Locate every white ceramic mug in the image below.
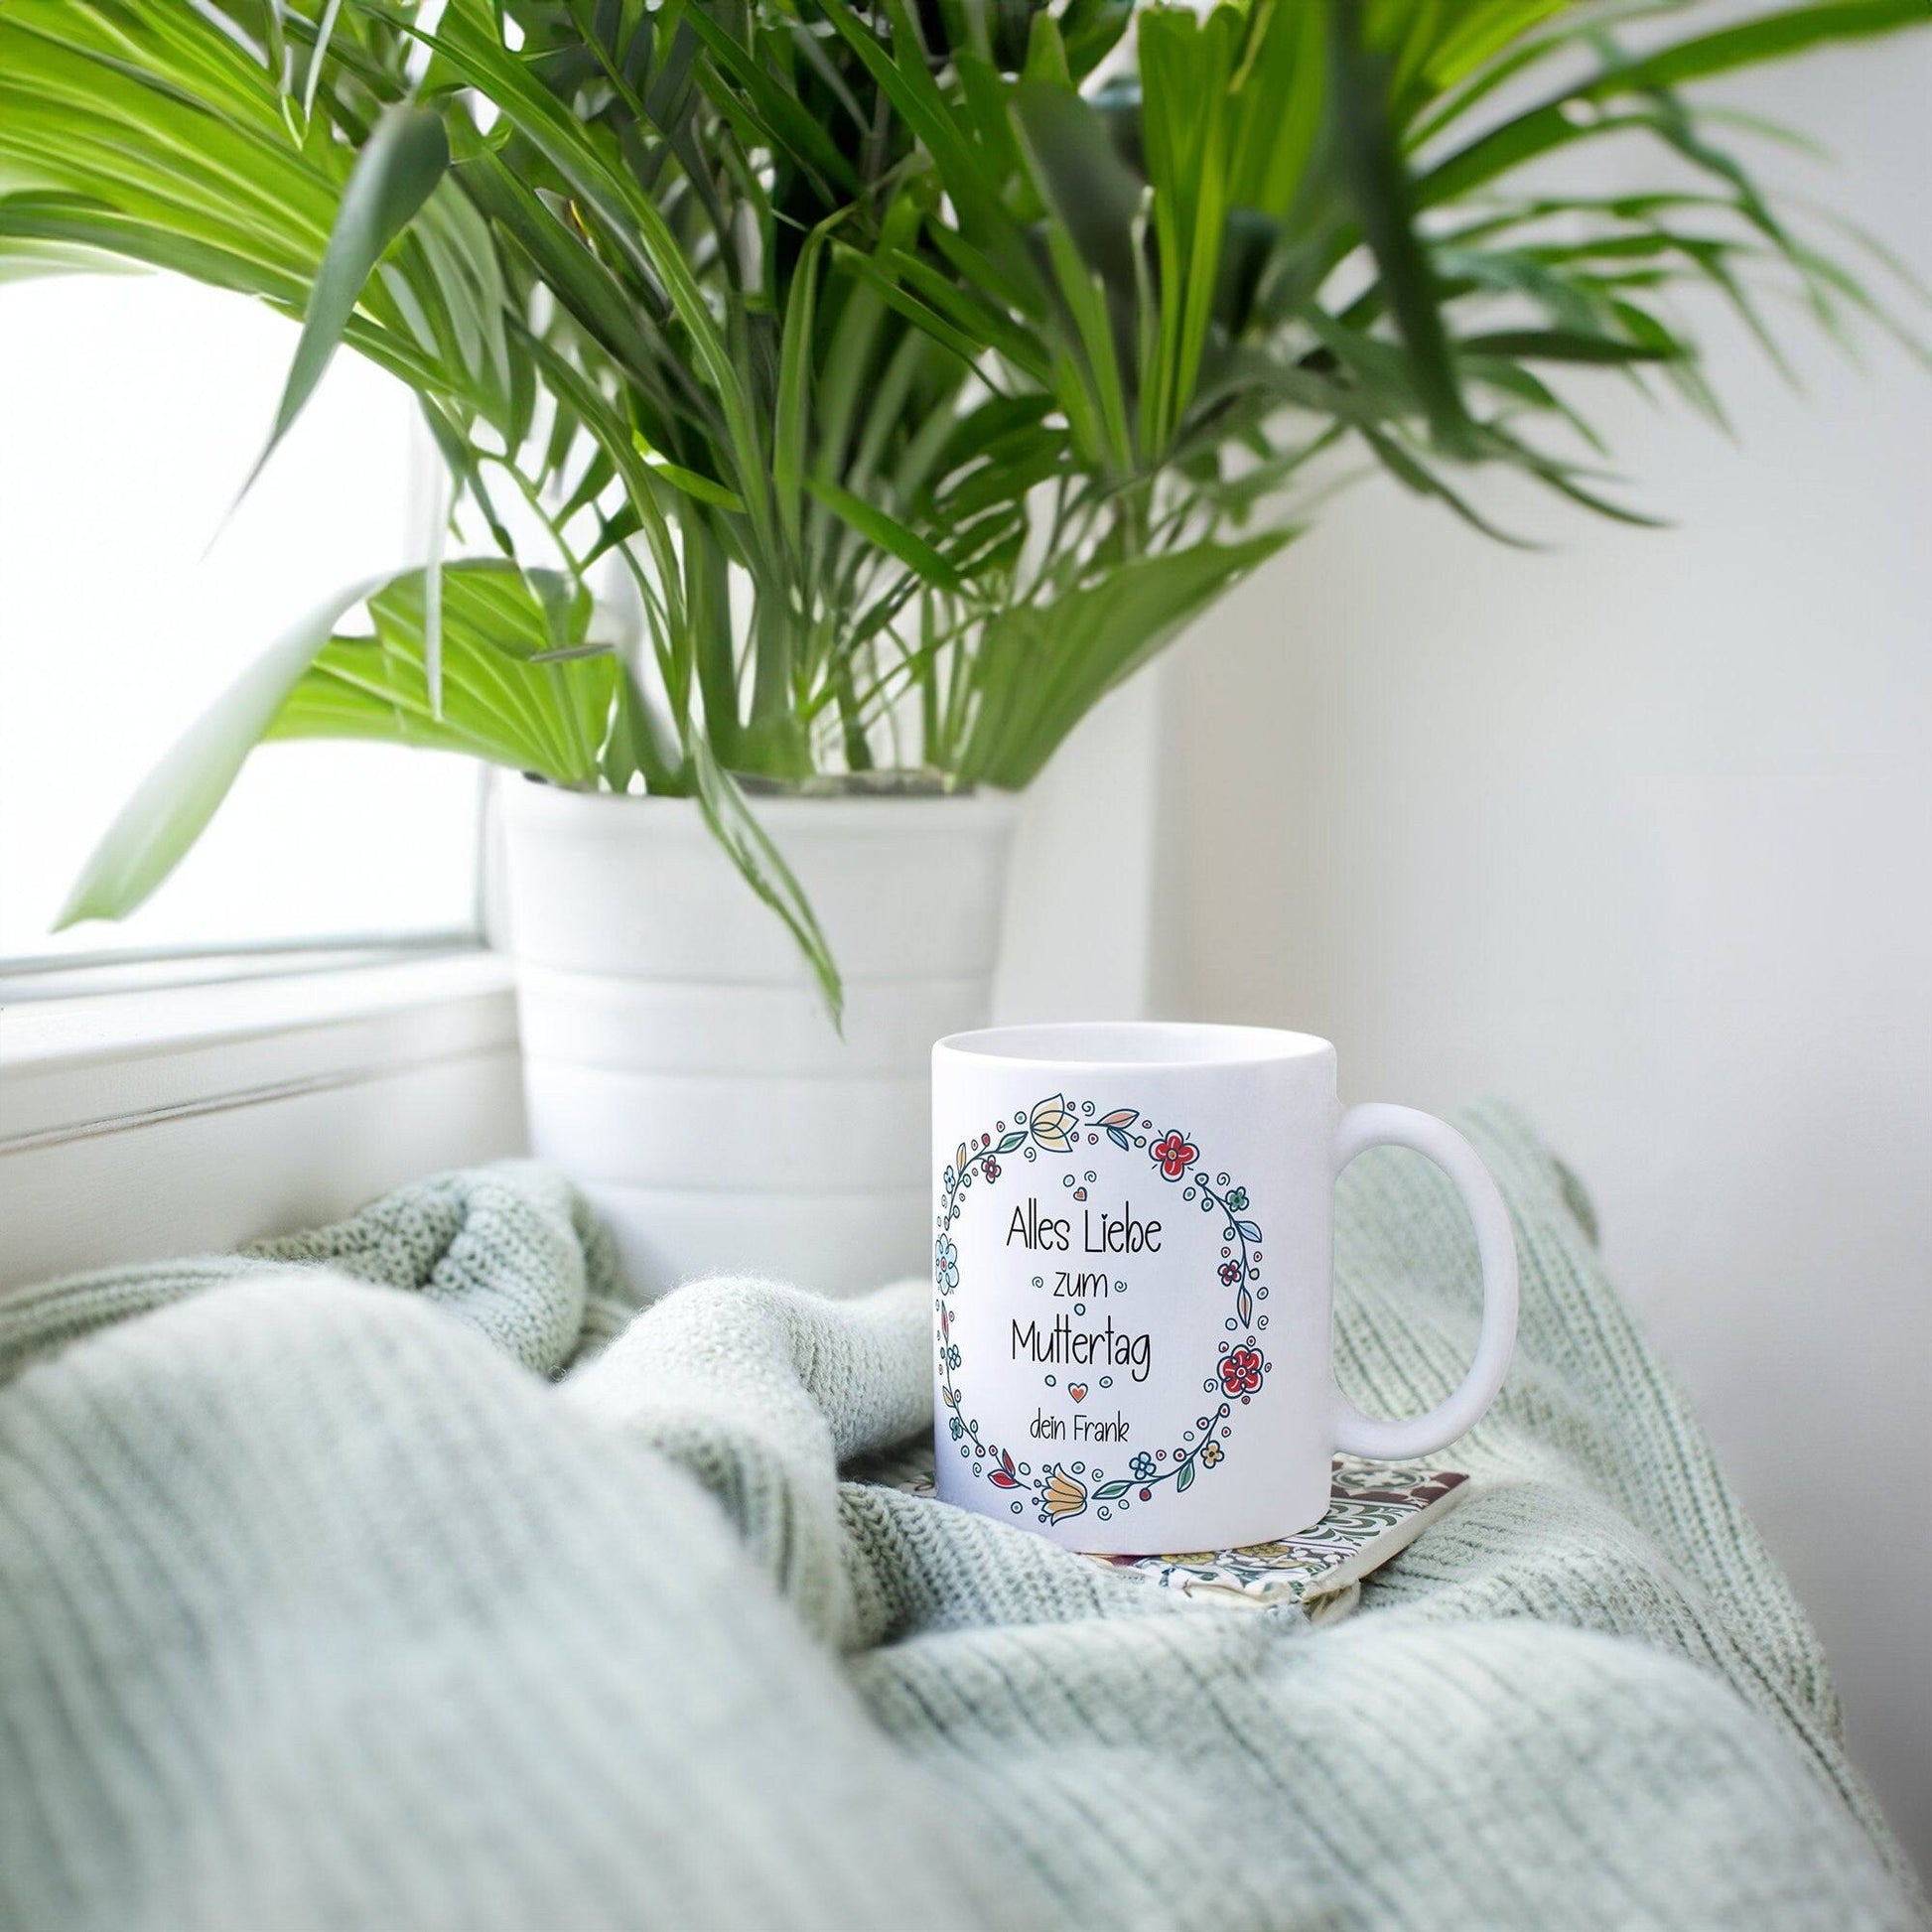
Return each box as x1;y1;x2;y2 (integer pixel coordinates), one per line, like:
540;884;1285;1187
930;1023;1518;1553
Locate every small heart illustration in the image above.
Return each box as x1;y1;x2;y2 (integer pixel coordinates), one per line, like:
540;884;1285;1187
1069;1384;1088;1403
1073;1187;1087;1201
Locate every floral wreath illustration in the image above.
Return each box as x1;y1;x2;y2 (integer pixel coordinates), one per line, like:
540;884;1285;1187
935;1093;1271;1529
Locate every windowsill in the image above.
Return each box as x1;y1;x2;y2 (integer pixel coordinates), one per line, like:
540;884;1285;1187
2;948;515;1148
0;949;528;1290
0;932;483;1005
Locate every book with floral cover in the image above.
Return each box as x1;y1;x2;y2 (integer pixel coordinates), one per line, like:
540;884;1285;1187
858;1448;1467;1618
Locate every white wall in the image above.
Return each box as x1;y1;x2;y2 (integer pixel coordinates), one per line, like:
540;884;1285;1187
1152;39;1932;1875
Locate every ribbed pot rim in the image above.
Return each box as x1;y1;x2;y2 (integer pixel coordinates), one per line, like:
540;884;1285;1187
500;772;1024;834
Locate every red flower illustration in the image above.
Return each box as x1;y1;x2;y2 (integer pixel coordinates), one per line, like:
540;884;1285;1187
1218;1345;1264;1397
1150;1130;1198;1180
1218;1260;1242;1285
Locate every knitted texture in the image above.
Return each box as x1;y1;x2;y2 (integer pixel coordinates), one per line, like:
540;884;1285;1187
0;1106;1919;1931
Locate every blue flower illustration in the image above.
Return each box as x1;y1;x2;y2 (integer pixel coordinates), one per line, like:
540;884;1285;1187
934;1235;959;1290
949;1416;965;1440
943;1344;962;1372
1224;1186;1249;1212
1130;1451;1157;1481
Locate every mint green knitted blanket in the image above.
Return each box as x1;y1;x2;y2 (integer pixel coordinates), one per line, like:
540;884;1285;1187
0;1107;1918;1931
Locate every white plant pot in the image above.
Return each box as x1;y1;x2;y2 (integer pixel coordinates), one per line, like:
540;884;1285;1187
498;776;1020;1300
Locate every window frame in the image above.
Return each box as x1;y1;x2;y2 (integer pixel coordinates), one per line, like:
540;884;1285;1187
0;267;483;982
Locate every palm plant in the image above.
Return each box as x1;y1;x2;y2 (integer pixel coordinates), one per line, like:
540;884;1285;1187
1;0;1923;1010
3;0;1070;997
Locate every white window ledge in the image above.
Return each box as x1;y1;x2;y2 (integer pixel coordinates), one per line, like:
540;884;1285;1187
0;951;527;1291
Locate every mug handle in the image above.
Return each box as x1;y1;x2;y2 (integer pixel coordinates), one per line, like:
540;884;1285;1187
1329;1104;1519;1460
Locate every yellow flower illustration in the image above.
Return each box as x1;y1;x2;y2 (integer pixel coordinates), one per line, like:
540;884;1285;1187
1028;1094;1077;1153
1041;1466;1088;1521
1200;1442;1223;1467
